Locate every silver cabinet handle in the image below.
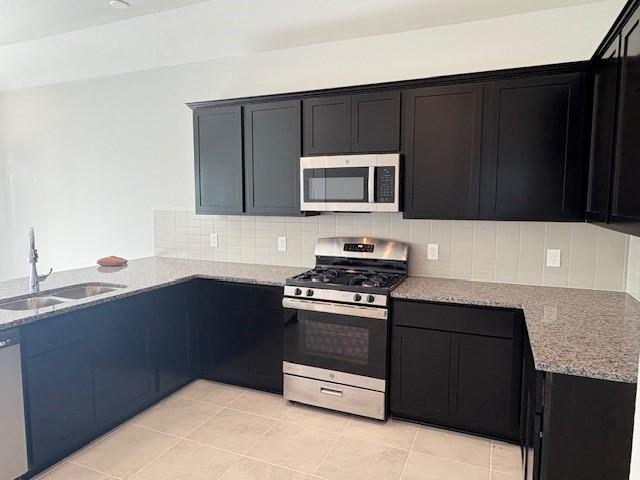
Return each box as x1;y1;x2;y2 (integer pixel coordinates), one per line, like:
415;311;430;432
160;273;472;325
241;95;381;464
321;387;343;397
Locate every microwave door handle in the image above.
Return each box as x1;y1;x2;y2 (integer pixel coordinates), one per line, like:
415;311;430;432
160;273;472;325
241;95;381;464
368;166;375;203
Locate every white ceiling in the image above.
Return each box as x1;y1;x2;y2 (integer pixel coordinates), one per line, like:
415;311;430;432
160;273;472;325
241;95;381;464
0;0;212;46
0;0;621;91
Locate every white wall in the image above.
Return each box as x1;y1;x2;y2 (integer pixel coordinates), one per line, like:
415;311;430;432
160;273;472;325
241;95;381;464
0;1;625;282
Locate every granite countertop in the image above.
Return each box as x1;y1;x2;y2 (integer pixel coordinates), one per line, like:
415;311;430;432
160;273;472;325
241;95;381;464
392;277;640;383
1;257;639;384
0;257;304;331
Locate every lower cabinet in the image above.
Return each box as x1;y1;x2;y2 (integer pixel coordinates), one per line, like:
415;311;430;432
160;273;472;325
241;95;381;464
92;297;155;427
390;299;523;441
24;336;96;469
196;280;284;393
22;283;196;475
522;337;636;480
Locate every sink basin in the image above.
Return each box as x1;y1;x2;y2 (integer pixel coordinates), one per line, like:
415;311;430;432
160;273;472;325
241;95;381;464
0;283;127;311
52;283;126;300
0;297;65;311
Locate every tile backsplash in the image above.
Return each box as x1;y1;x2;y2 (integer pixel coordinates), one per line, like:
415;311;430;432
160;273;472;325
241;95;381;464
154;211;630;291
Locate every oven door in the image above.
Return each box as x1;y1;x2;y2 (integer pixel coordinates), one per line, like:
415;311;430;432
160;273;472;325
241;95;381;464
282;298;388;380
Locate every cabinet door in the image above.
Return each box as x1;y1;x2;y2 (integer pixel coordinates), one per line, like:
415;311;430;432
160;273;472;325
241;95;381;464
390;326;452;422
244;306;284;393
402;84;483;219
454;333;521;440
481;73;589;220
587;37;622;223
202;303;249;384
611;9;640;233
153;285;194;396
194;105;244;214
93;299;154;426
25;339;96;469
351;91;400;153
244;100;302;215
302;96;351;155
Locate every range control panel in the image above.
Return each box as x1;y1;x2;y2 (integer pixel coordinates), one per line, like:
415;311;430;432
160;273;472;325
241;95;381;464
375;166;396;203
343;243;375;253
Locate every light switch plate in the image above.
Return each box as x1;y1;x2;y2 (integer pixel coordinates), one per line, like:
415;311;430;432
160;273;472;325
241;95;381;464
427;243;439;260
209;233;218;248
278;236;287;252
546;249;561;268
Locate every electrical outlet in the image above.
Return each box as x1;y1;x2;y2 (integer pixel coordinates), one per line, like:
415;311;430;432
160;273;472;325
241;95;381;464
277;236;287;252
427;243;439;260
209;233;218;248
546;249;561;268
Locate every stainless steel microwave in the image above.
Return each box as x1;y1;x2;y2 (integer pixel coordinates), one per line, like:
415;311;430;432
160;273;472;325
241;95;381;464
300;154;400;212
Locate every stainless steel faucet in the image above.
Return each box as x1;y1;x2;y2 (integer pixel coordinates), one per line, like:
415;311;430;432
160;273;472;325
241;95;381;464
28;228;52;293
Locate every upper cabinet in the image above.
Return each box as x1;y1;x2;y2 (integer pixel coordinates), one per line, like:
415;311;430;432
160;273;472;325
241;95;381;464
402;84;483;219
244;100;302;215
302;91;400;155
192;100;305;216
586;1;640;236
480;72;590;221
193;105;244;214
610;7;640;234
587;37;622;224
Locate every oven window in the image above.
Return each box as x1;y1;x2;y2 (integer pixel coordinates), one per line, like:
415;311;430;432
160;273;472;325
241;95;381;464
303;167;369;203
300;319;369;364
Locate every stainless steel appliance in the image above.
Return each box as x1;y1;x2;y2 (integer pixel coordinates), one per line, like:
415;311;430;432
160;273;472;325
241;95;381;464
0;329;29;480
282;237;408;420
300;154;400;212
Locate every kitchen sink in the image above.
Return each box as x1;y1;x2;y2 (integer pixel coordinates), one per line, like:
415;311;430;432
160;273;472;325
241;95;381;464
0;283;127;311
52;283;126;300
0;297;66;311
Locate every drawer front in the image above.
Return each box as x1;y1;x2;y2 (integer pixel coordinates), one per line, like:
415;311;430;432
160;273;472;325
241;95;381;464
393;300;517;338
284;374;385;420
23;309;100;357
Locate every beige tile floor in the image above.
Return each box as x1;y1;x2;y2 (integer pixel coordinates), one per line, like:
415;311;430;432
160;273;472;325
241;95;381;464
35;380;523;480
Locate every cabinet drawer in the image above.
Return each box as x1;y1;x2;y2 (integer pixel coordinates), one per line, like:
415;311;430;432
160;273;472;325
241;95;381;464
23;309;99;357
392;300;517;338
203;281;283;310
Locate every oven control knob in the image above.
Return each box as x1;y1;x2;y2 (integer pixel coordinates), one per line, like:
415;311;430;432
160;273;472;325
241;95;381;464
306;289;314;297
353;293;362;302
294;288;302;296
367;295;375;303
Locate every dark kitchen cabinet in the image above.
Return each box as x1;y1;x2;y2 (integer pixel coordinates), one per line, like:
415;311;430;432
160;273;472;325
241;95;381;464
390;300;522;441
521;333;636;480
244;100;302;215
402;84;483;219
152;283;195;396
245;306;284;391
92;297;154;427
197;281;284;393
391;327;452;420
302;91;400;155
351;91;400;152
23;332;96;469
193;105;244;214
587;36;622;224
22;286;196;476
610;6;640;234
302;96;351;155
480;72;590;220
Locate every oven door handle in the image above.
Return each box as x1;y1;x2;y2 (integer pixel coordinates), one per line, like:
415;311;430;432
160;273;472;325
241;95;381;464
282;298;388;320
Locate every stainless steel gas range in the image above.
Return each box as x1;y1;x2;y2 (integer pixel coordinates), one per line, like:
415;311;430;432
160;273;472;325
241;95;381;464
282;237;409;420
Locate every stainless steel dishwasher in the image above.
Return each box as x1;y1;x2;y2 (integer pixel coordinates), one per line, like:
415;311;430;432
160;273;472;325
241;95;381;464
0;329;28;480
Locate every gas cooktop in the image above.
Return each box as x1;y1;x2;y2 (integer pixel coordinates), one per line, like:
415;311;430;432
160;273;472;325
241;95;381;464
287;267;406;294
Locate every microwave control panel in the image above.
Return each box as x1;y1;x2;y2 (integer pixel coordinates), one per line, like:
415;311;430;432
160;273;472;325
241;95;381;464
375;167;396;203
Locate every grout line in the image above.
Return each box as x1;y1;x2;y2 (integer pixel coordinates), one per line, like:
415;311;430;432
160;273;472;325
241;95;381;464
398;425;419;479
311;430;341;477
66;461;122;479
